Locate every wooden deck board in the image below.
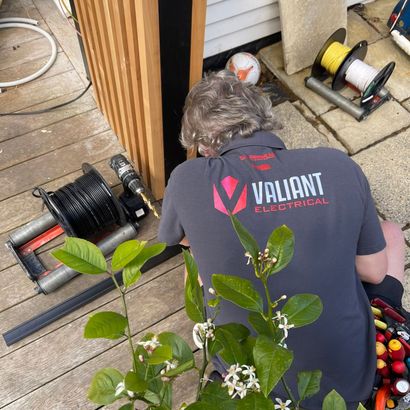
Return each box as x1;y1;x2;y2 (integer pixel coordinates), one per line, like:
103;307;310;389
0;131;123;200
33;0;89;84
0;89;96;142
0;51;73;89
0;265;185;406
4;309;196;410
0;252;183;358
0;19;49;51
0;36;62;71
0;69;83;112
0;1;184;408
0;109;109;171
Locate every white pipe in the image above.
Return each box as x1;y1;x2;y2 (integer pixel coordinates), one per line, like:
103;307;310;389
391;30;410;56
0;18;58;89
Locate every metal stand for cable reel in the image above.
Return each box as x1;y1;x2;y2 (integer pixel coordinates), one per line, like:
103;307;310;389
305;28;395;121
5;161;148;295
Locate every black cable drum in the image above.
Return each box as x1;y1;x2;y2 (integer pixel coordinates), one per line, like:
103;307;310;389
33;164;126;238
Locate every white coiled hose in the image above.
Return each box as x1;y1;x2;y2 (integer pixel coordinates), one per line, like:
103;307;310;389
0;18;57;89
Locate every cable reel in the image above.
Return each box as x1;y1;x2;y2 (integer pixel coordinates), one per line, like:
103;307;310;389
33;164;126;239
306;28;395;120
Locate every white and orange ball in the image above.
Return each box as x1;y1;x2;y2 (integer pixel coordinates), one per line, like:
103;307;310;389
225;52;261;85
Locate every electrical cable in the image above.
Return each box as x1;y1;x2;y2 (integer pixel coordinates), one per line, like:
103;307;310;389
345;59;379;93
0;18;58;89
33;164;126;239
0;82;92;116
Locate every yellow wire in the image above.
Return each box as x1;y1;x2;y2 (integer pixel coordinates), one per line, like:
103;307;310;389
321;42;351;75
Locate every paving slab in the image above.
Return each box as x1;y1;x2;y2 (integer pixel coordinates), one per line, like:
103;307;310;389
259;43;358;116
359;0;398;37
403;98;410;112
352;128;410;225
272;101;346;151
347;9;382;47
292;101;348;153
365;38;410;102
321;99;410;154
278;0;346;75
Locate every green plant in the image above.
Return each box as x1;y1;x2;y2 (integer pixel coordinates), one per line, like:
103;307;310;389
52;215;359;410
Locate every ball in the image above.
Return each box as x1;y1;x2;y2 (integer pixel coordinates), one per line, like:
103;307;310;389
225;52;261;85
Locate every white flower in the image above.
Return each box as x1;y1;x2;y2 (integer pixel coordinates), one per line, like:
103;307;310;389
232;381;248;399
165;359;179;372
274;398;292;410
241;365;256;378
278;322;295;340
222;364;261;399
246;377;260;391
244;252;253;265
115;381;135;398
273;311;294;342
192;319;215;349
137;335;161;354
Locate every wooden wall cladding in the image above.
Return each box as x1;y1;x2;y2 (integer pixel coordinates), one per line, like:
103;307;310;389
74;0;165;199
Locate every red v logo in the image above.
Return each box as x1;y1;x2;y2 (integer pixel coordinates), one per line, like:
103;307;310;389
213;176;247;215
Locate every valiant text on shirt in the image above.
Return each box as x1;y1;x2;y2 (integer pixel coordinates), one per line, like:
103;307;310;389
251;172;330;213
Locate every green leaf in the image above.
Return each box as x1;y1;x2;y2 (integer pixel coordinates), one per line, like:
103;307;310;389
185;403;215;410
215;328;247;365
242;335;257;365
163;359;195;377
357;404;367;410
253;336;293;397
266;225;294;276
282;294;323;328
147;345;173;365
237;392;274;409
208;298;220;308
158;332;195;367
118;404;133;410
199;381;236;410
111;240;146;271
248;312;275;338
52;237;106;274
124;370;148;393
184;250;205;322
218;323;250;342
212;274;263;313
122;264;142;289
121;242;166;289
297;370;322;401
230;213;260;260
87;367;123;405
84;311;127;340
322;390;347;410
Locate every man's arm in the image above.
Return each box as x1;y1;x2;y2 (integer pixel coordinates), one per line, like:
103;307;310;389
356;248;387;284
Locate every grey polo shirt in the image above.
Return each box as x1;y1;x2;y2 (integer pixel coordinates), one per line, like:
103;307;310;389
158;131;385;409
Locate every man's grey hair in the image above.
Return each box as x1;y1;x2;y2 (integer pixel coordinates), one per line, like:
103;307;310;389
180;70;281;154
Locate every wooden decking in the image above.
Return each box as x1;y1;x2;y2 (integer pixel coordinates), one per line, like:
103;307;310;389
0;1;191;408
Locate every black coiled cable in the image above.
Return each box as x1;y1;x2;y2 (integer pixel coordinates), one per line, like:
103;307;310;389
33;164;125;238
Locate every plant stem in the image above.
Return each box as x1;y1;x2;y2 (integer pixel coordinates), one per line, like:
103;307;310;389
262;278;275;334
111;273;138;372
196;342;208;401
281;377;297;404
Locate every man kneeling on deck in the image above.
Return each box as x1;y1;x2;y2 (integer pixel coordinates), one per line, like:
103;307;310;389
158;70;406;409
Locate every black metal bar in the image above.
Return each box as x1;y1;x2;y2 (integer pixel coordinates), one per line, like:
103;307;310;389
3;245;182;346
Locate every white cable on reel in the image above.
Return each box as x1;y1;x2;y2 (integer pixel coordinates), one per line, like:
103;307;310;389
345;59;379;94
0;18;58;89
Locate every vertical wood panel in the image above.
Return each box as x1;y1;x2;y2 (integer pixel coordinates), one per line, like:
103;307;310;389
74;0;165;198
187;0;207;160
135;0;165;198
